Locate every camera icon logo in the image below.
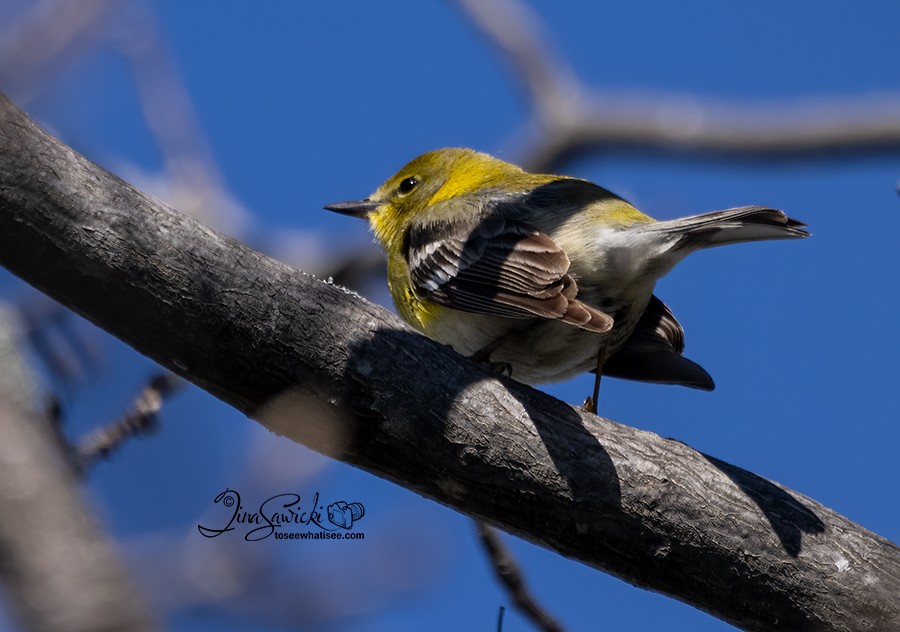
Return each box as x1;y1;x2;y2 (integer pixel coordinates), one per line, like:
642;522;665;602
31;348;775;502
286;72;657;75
327;501;365;529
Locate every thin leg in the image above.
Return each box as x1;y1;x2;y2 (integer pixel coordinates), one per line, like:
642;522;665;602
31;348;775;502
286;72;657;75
582;353;604;414
470;334;508;364
469;330;519;377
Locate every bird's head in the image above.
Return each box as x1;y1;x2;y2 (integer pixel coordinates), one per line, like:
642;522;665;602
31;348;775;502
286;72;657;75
325;148;533;251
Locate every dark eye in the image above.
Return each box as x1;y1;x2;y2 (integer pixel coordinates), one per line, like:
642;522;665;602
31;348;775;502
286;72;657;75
398;177;419;194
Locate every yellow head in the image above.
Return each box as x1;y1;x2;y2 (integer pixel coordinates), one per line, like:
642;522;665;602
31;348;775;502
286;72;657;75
324;148;558;252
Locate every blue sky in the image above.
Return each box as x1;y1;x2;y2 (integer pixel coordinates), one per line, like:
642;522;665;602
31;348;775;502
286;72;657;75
3;1;900;630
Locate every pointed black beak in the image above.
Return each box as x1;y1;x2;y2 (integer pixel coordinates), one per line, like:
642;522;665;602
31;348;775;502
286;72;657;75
324;199;379;219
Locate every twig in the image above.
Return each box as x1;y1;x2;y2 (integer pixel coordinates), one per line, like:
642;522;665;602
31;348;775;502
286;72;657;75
78;373;185;469
477;522;565;632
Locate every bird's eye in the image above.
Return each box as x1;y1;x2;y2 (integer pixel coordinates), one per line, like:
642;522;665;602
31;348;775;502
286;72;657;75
398;177;419;194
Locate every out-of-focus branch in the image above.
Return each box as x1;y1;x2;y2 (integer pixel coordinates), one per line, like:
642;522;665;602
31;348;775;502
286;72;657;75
112;1;249;232
19;296;104;386
2;92;899;632
456;0;900;171
0;305;154;632
455;0;581;119
0;0;116;103
0;0;248;232
476;523;564;632
78;373;185;470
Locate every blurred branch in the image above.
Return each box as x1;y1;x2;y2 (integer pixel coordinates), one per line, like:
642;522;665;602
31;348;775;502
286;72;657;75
0;0;248;232
0;0;116;103
457;0;900;171
113;1;249;232
78;373;185;470
0;305;154;632
476;523;564;632
19;296;103;386
2;92;899;632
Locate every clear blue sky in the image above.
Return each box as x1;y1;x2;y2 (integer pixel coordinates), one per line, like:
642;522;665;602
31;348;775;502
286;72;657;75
3;1;900;630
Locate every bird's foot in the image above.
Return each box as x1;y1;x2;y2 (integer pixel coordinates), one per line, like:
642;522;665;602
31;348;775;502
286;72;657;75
467;346;512;377
581;396;597;414
469;336;513;377
479;360;512;377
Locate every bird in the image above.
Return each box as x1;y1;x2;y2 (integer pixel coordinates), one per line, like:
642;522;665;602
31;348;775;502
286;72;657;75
325;148;808;412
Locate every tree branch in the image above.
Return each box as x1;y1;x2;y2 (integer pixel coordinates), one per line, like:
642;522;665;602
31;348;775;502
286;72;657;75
1;92;898;631
0;305;154;631
456;0;900;170
78;372;185;470
476;522;564;632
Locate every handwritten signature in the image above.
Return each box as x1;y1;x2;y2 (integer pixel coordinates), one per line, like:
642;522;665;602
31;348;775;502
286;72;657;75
197;489;364;541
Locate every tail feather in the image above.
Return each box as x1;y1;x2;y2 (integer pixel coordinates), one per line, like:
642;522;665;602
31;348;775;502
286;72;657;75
602;295;715;390
650;206;809;249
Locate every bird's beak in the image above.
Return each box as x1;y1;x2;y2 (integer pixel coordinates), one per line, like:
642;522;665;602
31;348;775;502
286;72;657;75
323;199;379;219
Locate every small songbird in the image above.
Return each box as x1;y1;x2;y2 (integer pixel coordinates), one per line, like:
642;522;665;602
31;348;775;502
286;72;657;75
326;148;808;411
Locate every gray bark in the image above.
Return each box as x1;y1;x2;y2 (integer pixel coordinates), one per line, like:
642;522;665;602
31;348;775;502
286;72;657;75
1;91;898;631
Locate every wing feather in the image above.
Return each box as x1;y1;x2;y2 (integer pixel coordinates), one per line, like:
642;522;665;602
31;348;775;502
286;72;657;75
407;218;612;332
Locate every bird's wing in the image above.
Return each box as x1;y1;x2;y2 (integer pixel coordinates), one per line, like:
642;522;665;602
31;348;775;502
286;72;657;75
603;295;715;390
407;217;613;332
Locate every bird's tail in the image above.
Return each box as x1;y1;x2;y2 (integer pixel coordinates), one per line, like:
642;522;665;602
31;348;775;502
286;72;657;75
648;206;809;250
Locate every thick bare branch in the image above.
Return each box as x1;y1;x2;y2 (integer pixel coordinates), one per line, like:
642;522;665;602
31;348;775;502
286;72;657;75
456;0;900;170
1;92;898;631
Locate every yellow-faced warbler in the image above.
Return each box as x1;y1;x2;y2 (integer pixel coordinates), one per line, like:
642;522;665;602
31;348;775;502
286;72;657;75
326;148;808;410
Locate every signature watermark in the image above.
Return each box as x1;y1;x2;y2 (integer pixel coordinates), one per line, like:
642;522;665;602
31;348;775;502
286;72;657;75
197;488;366;542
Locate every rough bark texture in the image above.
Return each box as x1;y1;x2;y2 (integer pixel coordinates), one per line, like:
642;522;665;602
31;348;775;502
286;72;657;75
0;92;898;631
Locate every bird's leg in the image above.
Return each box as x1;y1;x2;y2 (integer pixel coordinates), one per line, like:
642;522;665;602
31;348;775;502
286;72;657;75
470;337;503;364
582;353;605;414
470;331;517;377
